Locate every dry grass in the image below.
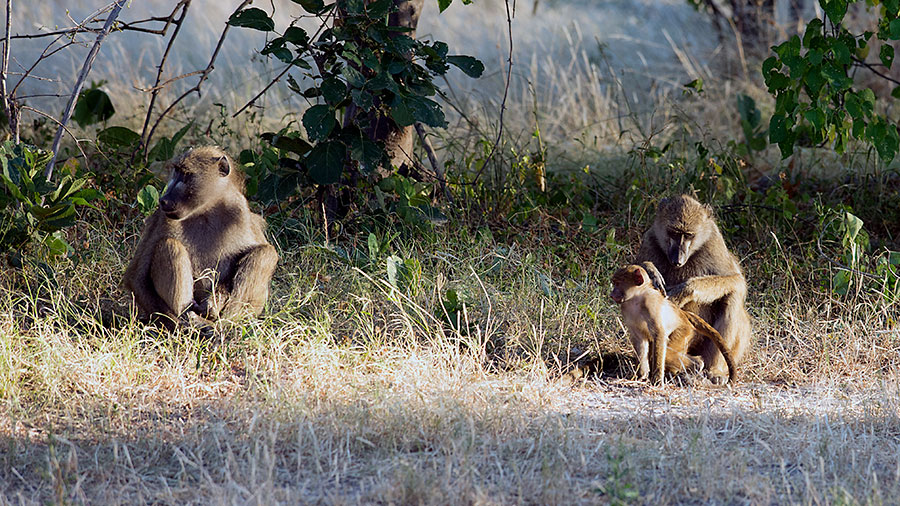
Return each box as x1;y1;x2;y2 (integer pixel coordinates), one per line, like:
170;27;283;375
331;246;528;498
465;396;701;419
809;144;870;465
2;209;900;504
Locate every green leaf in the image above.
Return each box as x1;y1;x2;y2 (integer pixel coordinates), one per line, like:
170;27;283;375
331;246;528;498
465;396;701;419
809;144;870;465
321;77;347;105
765;70;790;91
305;141;346;185
881;44;895;68
227;8;275;31
272;47;293;63
302;105;336;142
44;232;70;257
447;55;484;78
892;19;900;40
683;78;704;94
136;185;159;214
386;255;403;288
342;66;366;88
366;0;393;18
73;88;115;127
390;96;416;127
438;0;452;12
342;0;365;15
403;96;447;128
804;108;826;131
290;0;325;14
367;232;379;259
833;41;851;65
97;126;140;148
821;0;848;24
261;132;313;155
349;133;383;172
283;26;309;45
351;89;373;109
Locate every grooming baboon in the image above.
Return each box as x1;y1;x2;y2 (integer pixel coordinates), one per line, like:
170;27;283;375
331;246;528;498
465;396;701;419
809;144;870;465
610;264;737;385
123;146;278;327
635;195;751;384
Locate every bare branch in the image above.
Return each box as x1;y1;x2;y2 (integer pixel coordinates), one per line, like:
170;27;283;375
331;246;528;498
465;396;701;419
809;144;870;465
471;0;514;185
143;0;252;159
234;11;334;119
232;64;292;118
46;0;127;180
134;70;205;93
138;0;191;149
21;105;88;166
1;0;12;138
852;56;900;87
10;13;185;40
11;40;79;97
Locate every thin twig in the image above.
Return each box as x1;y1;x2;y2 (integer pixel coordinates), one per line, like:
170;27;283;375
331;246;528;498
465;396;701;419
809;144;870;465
232;64;292;118
21;105;88;166
10;41;79;97
233;11;334;119
139;0;191;149
852;56;900;87
144;0;251;159
46;0;126;180
470;0;513;184
414;122;453;203
135;70;204;93
10;15;181;40
816;237;882;281
1;0;12;138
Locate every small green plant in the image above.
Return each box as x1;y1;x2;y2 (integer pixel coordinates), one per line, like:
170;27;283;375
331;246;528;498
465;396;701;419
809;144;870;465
0;142;102;257
735;94;767;157
594;446;639;505
386;253;421;296
376;174;447;226
817;202;872;296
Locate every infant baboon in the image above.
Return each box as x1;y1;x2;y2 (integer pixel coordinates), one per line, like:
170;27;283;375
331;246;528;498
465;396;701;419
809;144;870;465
610;264;737;385
123;146;278;327
635;195;751;384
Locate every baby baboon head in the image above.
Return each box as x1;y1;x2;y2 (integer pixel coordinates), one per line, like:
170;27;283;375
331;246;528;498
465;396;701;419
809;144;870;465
158;146;241;220
610;264;649;303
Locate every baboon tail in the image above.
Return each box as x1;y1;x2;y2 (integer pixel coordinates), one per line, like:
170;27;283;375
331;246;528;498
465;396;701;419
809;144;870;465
684;311;737;384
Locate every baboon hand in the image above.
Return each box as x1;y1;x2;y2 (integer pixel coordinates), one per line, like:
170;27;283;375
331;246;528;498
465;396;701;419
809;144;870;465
667;281;694;305
190;298;220;320
640;261;667;295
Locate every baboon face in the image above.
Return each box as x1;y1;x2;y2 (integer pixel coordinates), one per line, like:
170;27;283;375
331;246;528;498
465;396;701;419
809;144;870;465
610;265;647;303
663;227;694;267
158;150;232;220
654;196;713;267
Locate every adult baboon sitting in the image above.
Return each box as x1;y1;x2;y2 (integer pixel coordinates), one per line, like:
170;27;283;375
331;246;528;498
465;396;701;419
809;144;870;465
635;195;751;384
123;146;278;327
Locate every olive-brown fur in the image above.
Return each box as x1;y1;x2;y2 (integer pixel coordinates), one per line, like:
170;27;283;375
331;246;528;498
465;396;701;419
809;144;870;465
635;195;750;384
611;264;737;385
123;146;278;326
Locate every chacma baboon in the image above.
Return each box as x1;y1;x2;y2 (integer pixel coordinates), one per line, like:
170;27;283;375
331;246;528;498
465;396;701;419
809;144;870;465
635;195;751;384
123;146;278;327
610;264;737;385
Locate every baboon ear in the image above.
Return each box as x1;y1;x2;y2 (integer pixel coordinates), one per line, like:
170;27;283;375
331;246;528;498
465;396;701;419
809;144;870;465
633;268;645;285
217;156;230;177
